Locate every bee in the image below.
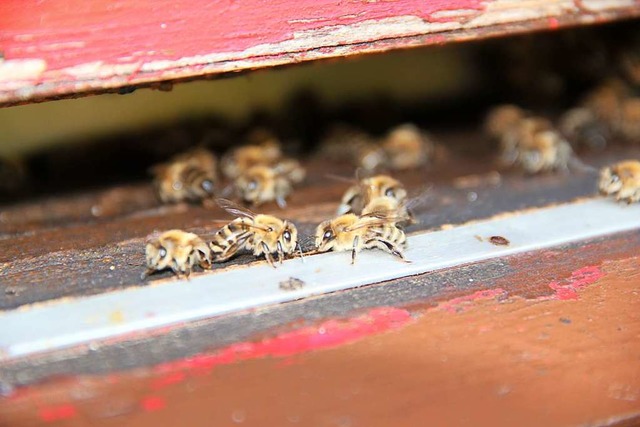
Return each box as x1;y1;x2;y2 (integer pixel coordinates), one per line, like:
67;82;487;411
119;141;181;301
499;116;553;168
319;124;386;172
618;97;640;142
599;160;640;204
142;230;212;279
337;174;408;216
234;159;305;208
381;123;434;170
517;129;574;174
361;195;414;226
484;104;527;141
152;148;218;203
558;107;609;151
581;79;630;131
314;211;408;264
209;199;300;266
220;139;283;180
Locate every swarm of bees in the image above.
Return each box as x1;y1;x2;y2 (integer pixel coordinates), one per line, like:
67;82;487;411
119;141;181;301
319;123;436;172
143;171;418;278
144;75;640;280
151;133;305;208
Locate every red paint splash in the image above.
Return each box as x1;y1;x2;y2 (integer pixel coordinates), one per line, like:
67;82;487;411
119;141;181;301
152;307;413;380
150;371;186;390
39;404;78;422
546;266;605;301
433;288;507;314
140;396;166;412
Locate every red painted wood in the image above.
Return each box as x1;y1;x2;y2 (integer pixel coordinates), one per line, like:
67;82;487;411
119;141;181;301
0;0;483;72
0;0;638;104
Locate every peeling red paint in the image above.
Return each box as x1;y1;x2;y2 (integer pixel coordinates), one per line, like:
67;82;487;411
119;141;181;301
38;403;78;422
548;17;560;29
0;0;485;72
546;266;605;301
152;307;413;377
140;396;166;412
433;288;507;313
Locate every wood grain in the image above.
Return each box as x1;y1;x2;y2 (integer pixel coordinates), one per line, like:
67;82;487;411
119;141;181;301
1;0;638;104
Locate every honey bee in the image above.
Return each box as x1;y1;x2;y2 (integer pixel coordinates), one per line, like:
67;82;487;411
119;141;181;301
500;116;574;173
581;79;630;131
314;212;408;264
518;129;573;174
360;195;414;226
599;160;640;203
337;174;408;216
220;139;283;180
142;230;212;279
381;123;434;170
209;199;300;266
319;124;386;172
618;97;640;142
484;104;527;141
234;159;305;208
558;107;609;151
152;148;218;203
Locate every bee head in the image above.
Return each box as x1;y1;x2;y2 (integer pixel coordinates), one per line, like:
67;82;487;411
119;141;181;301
236;167;270;204
199;177;215;195
278;221;298;254
145;241;169;270
314;220;335;252
599;167;622;193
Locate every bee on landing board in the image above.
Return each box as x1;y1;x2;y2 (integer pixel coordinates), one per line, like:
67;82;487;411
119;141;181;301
314;209;408;265
151;148;218;203
499;116;574;174
558;107;609;151
381;123;435;170
319;124;387;172
484;104;527;141
220;139;283;180
209;199;301;267
142;230;212;279
234;159;305;208
599;160;640;204
337;174;407;215
619;97;640;142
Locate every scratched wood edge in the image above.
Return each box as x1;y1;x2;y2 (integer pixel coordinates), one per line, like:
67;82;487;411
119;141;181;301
1;6;639;107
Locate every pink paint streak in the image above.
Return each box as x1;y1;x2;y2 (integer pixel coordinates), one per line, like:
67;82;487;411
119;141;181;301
546;266;605;301
433;288;507;314
140;396;166;412
0;0;485;72
152;307;413;380
38;404;78;422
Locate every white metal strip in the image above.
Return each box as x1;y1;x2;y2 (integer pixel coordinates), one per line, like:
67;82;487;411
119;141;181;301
1;198;639;360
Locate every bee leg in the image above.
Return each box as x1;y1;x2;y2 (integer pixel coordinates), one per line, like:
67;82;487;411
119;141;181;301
276;196;288;209
262;242;277;268
140;268;154;280
381;240;411;263
351;235;359;265
277;241;284;264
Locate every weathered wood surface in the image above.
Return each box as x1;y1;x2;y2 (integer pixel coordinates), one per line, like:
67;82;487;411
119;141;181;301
1;241;639;426
1;0;639;105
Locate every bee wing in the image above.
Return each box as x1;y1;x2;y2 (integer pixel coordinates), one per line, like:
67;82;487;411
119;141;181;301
404;186;434;212
216;198;257;219
345;216;395;232
325;173;356;184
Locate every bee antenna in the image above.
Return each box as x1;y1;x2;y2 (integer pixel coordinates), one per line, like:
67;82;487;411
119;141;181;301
296;243;306;263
